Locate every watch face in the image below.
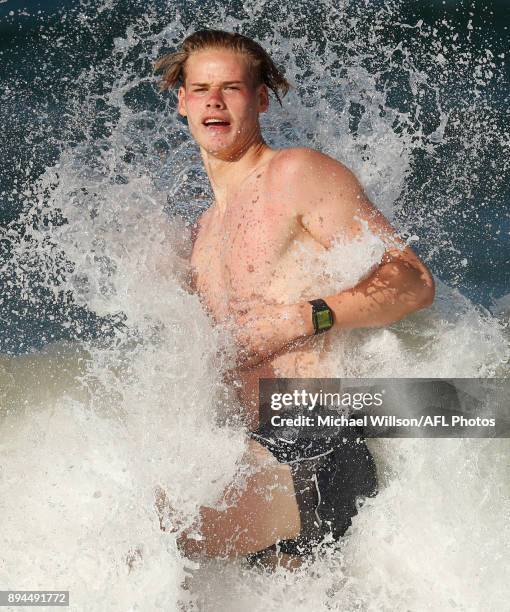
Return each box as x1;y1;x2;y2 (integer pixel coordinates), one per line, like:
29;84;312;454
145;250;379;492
316;308;333;331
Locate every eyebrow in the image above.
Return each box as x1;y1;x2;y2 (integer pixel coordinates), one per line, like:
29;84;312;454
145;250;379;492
189;80;244;86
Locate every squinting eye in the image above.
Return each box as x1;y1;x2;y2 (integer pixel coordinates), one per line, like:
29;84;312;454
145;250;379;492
225;86;239;90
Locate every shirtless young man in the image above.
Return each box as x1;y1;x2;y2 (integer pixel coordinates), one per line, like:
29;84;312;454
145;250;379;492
154;30;434;566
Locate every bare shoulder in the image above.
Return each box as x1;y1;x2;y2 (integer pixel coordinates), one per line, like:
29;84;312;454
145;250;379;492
267;147;360;194
270;147;352;177
266;147;364;213
266;147;393;248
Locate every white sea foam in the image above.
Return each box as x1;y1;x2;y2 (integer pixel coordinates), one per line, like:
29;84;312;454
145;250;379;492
1;0;509;610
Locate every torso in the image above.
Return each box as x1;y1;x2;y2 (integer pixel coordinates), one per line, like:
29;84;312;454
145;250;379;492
191;148;336;427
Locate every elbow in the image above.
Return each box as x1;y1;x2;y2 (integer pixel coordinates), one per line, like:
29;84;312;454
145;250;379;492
386;260;436;313
417;271;435;310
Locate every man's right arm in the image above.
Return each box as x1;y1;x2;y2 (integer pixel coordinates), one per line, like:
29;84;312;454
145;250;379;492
187;220;199;293
186;208;210;293
190;218;200;248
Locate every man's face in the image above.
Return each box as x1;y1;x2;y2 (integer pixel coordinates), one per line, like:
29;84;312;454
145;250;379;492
177;49;269;159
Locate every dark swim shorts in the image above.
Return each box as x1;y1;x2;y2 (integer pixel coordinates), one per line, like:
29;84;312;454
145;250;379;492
247;407;378;559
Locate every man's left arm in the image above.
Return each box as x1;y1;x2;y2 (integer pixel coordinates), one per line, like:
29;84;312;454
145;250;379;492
297;155;435;330
231;149;435;366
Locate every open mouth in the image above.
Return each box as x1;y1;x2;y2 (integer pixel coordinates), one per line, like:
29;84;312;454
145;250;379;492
202;118;231;130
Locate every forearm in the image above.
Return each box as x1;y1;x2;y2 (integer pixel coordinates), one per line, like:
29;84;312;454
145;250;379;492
286;259;435;349
232;260;434;368
320;259;435;330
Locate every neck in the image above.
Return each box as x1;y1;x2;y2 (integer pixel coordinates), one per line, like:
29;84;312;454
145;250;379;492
200;136;273;213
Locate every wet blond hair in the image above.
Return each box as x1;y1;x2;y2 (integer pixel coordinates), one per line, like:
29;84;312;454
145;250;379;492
154;29;290;106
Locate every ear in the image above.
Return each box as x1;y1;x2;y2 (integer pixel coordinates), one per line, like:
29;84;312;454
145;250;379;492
257;84;269;113
177;86;187;117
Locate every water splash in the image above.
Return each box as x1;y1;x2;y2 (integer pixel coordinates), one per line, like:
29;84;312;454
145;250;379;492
0;0;509;609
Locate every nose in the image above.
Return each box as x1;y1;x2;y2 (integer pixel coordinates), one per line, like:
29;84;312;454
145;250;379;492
206;87;226;108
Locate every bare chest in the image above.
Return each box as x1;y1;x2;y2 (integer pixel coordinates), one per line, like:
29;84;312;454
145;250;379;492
192;182;331;321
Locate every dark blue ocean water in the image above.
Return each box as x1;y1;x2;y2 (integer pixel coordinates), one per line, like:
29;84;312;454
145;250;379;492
0;0;508;354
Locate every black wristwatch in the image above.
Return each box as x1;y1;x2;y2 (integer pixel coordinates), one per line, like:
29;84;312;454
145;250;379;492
308;299;334;334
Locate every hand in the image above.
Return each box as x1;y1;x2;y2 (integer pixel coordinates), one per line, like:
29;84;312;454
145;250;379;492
224;299;313;368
